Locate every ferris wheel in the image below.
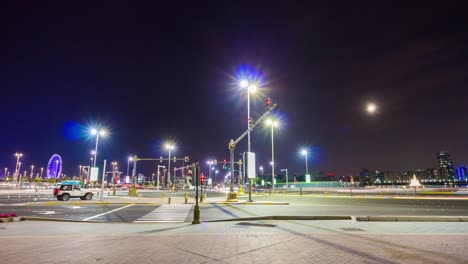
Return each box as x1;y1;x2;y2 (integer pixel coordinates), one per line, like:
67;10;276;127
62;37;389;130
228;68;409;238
47;154;62;178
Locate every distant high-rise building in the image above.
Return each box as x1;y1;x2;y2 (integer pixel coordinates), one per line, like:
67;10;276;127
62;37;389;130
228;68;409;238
456;166;467;182
437;152;456;182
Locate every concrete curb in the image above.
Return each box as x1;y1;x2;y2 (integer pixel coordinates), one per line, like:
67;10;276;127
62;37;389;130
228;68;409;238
24;201;161;206
209;201;290;205
206;215;352;222
356;216;468;222
22;216;103;223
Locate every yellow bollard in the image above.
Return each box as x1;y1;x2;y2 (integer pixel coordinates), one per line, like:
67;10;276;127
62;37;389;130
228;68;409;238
168;197;171;204
162;191;166;199
185;192;188;204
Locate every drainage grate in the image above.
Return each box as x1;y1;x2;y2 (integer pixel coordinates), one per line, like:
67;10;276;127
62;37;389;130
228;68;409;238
340;228;365;231
236;222;277;228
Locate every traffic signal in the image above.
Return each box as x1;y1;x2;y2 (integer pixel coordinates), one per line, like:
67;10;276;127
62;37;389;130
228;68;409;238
160;156;163;163
214;159;217;165
265;98;271;108
184;156;189;162
200;173;205;185
223;160;227;169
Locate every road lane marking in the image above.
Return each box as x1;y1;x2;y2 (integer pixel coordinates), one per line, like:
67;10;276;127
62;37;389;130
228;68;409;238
83;204;135;221
134;204;192;223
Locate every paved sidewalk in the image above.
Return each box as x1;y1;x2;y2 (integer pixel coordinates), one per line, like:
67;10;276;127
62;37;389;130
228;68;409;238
0;220;467;264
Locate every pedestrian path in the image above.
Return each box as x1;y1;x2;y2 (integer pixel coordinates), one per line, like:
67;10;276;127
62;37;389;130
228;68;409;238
134;204;192;223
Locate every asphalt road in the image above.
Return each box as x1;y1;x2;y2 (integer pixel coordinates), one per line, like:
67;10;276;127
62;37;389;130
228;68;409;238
1;190;467;223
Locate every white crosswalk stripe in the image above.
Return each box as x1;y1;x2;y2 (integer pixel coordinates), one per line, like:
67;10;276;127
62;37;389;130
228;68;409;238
134;204;193;223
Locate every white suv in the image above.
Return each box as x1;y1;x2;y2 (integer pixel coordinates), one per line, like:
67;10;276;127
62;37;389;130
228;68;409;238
53;184;93;201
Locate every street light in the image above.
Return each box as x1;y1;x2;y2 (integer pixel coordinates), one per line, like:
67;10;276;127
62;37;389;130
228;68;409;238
55;160;59;178
89;128;107;167
301;149;309;176
18;162;22;187
281;168;288;189
157;165;165;190
266;119;279;192
127;156;133;177
165;144;175;190
240;80;257;153
366;102;377;114
40;167;44;179
14;153;23;183
259;166;264;186
30;165;34;180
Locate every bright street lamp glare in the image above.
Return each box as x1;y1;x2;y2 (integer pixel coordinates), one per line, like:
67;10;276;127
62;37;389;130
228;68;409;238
301;149;307;155
240;80;249;88
165;144;174;150
90;129;97;135
366;103;377;114
99;130;107;136
248;85;257;92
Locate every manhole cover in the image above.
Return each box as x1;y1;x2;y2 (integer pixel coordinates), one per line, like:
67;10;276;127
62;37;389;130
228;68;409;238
236;222;276;228
341;228;365;231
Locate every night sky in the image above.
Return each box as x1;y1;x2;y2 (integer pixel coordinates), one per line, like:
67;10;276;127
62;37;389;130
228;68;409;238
2;2;468;178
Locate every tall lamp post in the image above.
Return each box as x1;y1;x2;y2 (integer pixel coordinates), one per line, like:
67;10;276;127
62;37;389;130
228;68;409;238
240;80;257;153
165;144;174;190
30;165;34;181
40;167;44;179
240;80;257;194
281;168;288;189
127;156;133;177
301;149;309;176
266;119;279;192
90;128;107;167
14;153;23;183
259;166;264;186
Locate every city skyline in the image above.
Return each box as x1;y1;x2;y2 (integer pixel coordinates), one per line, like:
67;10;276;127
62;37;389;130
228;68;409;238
2;3;468;178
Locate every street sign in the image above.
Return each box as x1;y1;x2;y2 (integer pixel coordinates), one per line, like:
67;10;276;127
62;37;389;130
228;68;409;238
246;152;256;179
90;167;99;181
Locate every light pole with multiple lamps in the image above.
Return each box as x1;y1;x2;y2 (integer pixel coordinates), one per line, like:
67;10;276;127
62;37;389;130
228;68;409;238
266;119;278;192
240;79;258;196
90;128;107;168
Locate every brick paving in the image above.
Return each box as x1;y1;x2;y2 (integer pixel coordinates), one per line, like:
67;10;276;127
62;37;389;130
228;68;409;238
1;220;467;264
